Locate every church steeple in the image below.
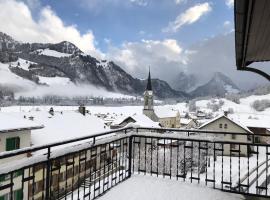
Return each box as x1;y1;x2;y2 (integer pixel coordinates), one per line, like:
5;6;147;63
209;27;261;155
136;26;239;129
146;67;152;91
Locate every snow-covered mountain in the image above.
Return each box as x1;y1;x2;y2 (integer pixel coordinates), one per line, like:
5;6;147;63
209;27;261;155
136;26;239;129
190;72;240;97
0;32;187;99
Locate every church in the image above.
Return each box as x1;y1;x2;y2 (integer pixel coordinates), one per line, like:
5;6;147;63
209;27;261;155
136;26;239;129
143;69;181;128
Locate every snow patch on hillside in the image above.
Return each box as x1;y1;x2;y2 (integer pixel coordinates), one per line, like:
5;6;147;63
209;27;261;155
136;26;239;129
35;49;72;58
10;58;36;71
0;62;35;89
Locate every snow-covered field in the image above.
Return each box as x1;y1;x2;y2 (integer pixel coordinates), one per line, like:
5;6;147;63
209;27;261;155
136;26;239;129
98;175;244;200
0;92;269;146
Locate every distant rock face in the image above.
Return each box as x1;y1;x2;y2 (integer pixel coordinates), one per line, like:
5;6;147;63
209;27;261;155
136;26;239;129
190;72;240;97
0;32;187;99
171;72;198;92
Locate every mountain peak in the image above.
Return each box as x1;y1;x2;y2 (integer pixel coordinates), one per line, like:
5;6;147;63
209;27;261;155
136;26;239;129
49;41;83;55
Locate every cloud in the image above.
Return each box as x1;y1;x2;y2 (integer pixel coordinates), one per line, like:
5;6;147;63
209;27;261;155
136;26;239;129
0;0;104;58
163;2;212;33
184;33;268;89
175;0;186;5
106;39;189;82
129;0;148;6
225;0;234;8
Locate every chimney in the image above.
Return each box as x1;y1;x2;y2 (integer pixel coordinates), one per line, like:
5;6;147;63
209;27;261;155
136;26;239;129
79;105;86;116
224;111;228;117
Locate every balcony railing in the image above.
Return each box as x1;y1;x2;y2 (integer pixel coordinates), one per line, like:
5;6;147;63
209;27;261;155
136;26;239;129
0;127;270;199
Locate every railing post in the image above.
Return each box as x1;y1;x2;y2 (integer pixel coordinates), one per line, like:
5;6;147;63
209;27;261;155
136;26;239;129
128;136;133;178
45;147;51;199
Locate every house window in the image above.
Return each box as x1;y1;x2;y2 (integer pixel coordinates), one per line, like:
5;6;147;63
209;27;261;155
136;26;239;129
224;124;228;129
6;137;20;151
231;134;236;140
219;123;222;128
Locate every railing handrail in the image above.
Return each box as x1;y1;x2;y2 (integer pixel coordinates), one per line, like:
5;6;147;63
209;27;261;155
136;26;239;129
136;126;268;136
1;126;269;160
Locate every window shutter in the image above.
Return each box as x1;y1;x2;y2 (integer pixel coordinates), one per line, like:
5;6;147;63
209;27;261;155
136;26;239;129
6;138;15;151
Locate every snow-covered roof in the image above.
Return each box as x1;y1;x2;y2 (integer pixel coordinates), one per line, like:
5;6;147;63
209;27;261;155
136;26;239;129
199;114;253;133
112;114;160;128
155;107;179;118
0;113;43;133
180;118;193;125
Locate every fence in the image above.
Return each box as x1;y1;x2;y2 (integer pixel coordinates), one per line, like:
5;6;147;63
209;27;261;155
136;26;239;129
0;127;270;199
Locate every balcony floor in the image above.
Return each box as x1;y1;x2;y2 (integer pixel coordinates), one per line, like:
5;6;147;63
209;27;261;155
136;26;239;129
99;175;245;200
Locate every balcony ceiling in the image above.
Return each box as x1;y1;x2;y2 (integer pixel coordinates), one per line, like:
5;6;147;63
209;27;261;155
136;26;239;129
235;0;270;81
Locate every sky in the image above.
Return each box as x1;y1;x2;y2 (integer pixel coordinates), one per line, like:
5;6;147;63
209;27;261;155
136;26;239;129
0;0;268;90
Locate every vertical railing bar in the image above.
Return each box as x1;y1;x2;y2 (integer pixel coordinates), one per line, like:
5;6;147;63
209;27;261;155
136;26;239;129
198;141;201;184
144;136;147;175
157;137;159;177
103;143;107;193
150;137;153;176
230;143;232;191
57;158;61;200
191;141;193;183
170;139;172;179
71;154;75;200
213;142;216;189
163;138;165;178
247;144;250;194
10;171;13;200
205;142;208;186
83;150;87;198
32;165;36;200
42;163;45;200
64;156;68;200
138;137;141;174
256;145;259;194
238;144;241;192
222;143;224;190
176;140;179;180
77;151;82;199
45;147;51;200
184;141;186;181
28;167;31;200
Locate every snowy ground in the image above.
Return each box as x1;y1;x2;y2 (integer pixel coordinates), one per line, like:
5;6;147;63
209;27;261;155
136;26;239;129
98;175;244;200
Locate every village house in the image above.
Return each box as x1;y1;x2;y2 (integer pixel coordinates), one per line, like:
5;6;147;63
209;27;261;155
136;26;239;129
110;113;160;129
239;117;270;144
0;113;43;200
180;118;197;129
199;114;253;157
142;69;181;128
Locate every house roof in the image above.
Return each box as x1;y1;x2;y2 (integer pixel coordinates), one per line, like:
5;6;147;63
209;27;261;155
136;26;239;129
112;113;160;128
234;0;270;80
0;113;44;133
155;107;179;118
180;118;193;125
199;114;253;134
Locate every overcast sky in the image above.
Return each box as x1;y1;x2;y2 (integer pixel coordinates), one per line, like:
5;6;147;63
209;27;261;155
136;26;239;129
0;0;268;89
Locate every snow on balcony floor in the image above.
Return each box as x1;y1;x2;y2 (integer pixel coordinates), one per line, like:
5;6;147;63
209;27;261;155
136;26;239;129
99;175;245;200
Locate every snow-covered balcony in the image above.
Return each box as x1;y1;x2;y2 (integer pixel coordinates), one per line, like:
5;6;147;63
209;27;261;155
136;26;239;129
0;127;270;200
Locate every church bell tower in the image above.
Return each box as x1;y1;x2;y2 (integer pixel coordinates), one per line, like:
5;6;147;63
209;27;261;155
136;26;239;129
143;68;158;121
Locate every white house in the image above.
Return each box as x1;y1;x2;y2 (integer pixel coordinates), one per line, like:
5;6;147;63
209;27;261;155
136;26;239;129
199;114;253;157
0;113;43;200
110;113;160;129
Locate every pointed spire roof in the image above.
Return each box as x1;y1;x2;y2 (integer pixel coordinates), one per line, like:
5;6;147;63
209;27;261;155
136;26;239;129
146;67;152;91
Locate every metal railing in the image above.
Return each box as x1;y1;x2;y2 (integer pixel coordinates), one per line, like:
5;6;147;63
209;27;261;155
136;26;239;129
0;127;270;199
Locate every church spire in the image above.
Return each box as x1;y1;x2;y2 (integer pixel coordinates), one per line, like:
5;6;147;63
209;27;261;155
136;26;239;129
146;67;152;91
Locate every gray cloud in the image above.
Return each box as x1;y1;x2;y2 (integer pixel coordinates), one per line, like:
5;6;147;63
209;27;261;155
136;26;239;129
106;33;268;90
